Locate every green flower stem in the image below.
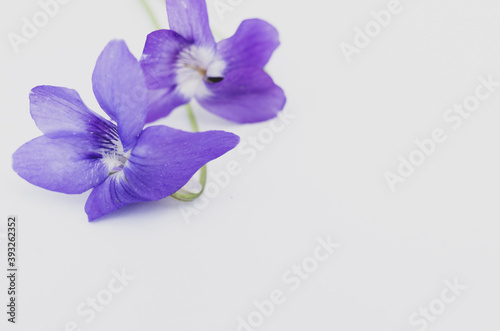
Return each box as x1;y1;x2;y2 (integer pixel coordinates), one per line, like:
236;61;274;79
140;0;207;202
171;105;207;202
139;0;161;30
185;103;200;132
170;166;207;202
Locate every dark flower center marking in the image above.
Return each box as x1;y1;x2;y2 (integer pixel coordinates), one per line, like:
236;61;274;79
97;128;131;176
206;77;224;83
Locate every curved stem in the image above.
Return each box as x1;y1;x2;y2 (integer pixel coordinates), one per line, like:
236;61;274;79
139;0;161;30
170;104;207;202
139;0;207;202
170;166;207;202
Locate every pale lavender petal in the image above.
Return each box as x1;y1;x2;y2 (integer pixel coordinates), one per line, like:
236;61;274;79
92;40;148;151
197;68;286;123
12;136;108;194
29;86;115;139
166;0;215;47
145;87;189;123
141;29;191;90
84;126;239;221
217;19;280;72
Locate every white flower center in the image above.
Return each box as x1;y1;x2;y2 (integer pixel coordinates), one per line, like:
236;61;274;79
175;45;226;99
101;138;131;175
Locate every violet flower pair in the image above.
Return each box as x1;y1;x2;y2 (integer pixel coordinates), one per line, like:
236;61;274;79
12;0;285;221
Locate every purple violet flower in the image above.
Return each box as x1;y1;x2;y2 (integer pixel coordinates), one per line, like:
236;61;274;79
12;40;239;222
140;0;286;124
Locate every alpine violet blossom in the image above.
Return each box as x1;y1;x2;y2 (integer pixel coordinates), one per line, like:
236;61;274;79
12;40;239;222
140;0;286;124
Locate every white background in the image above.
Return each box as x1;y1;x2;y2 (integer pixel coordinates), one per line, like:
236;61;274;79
1;0;500;330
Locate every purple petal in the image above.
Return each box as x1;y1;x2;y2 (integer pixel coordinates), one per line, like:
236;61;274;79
141;29;191;90
84;126;239;221
166;0;215;47
197;68;286;123
29;86;115;139
217;19;280;72
12;136;108;194
124;126;239;200
85;174;143;222
141;30;192;122
146;87;189;123
92;40;148;151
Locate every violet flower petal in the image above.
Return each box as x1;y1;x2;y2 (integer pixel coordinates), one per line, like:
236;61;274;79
166;0;215;47
29;86;115;140
85;126;239;221
197;68;286;123
216;19;280;73
146;87;189;123
12;136;108;194
141;29;191;90
84;174;144;222
140;30;191;122
92;40;149;152
124;126;239;200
